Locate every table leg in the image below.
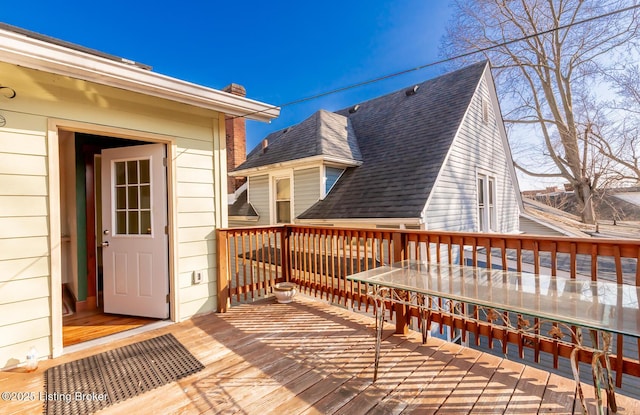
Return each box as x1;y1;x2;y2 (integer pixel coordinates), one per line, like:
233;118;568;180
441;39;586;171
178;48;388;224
373;293;385;382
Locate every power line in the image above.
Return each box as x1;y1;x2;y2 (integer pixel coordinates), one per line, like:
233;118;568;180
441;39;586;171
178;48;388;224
233;3;640;121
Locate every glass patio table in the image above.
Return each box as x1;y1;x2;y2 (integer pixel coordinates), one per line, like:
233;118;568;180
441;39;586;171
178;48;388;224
347;260;640;415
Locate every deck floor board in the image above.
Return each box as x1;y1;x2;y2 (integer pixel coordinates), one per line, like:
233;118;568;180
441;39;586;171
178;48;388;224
3;294;638;414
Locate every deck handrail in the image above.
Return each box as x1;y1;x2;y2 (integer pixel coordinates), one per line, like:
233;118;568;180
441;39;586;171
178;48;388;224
217;225;640;387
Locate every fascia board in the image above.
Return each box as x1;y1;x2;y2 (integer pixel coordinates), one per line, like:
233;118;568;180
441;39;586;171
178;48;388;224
230;155;362;177
295;218;421;226
0;29;280;122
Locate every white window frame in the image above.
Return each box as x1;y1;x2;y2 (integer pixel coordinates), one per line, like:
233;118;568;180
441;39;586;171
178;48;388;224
477;173;497;232
322;165;345;199
272;173;293;224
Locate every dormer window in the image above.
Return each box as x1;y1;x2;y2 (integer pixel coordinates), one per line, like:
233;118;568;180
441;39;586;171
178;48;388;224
324;167;345;197
275;177;291;223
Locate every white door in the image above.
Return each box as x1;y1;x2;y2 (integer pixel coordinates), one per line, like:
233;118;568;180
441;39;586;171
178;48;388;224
101;144;169;318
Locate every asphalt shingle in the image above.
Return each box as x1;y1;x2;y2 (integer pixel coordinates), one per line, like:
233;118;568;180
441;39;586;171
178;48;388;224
234;61;488;220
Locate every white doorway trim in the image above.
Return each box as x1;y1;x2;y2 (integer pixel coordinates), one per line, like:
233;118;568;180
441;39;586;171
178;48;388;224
46;119;179;358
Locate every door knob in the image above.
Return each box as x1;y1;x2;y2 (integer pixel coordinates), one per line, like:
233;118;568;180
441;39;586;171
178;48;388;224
102;241;110;247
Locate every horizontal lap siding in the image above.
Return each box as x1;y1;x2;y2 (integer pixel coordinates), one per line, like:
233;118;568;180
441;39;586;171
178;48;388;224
248;175;270;226
425;77;519;233
0;123;51;363
519;216;567;236
0;62;227;366
176;143;218;320
294;167;320;219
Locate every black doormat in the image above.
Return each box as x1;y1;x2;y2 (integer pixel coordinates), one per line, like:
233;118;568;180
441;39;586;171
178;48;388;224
43;333;204;415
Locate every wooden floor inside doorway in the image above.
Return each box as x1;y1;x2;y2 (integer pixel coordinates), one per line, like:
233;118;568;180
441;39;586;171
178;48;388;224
63;308;159;347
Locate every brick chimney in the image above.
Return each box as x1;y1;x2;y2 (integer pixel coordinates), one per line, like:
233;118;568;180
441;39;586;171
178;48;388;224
222;83;247;195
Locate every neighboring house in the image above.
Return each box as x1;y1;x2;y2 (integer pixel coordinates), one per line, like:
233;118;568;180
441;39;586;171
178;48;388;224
0;24;278;368
523;186;640;223
229;61;522;234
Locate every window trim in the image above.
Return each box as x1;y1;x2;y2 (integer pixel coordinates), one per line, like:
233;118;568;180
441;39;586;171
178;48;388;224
272;174;293;224
477;172;497;232
322;165;346;199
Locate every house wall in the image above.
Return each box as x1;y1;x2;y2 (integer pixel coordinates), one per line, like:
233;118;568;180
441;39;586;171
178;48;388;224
0;61;226;368
241;167;322;226
248;174;270;226
519;216;567;237
424;74;520;233
294;167;321;218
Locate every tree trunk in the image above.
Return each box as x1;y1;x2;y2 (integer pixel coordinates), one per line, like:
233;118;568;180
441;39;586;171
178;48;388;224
574;182;596;225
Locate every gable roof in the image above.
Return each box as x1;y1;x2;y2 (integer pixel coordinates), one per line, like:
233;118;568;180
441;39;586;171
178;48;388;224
301;61;489;219
234;109;363;172
230;61;490;220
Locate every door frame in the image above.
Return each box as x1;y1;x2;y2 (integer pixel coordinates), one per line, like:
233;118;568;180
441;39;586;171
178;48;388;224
47;119;179;358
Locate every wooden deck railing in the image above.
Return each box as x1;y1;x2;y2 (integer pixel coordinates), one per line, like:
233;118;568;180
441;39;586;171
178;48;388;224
217;225;640;387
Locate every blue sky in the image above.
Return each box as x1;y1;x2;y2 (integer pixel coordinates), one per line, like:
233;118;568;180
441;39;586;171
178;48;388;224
2;1;452;152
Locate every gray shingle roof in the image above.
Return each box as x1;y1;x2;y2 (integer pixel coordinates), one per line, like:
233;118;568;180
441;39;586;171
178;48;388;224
233;61;488;220
229;189;257;217
234;109;362;171
300;61;488;219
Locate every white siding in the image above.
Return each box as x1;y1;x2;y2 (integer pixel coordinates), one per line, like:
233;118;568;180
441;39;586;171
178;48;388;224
519;216;567;237
0;61;229;367
248;175;270;226
294;167;321;219
0;115;51;363
425;76;520;232
175;144;218;321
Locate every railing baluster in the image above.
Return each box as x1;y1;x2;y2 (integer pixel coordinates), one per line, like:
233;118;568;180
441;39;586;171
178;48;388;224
218;226;640;384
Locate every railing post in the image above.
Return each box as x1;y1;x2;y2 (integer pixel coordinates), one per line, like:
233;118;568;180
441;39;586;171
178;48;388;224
281;225;291;283
393;231;409;335
216;229;230;313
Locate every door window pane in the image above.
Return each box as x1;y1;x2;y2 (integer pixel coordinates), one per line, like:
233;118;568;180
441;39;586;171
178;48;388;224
139;159;150;184
116;211;127;234
114;157;152;235
116;187;126;210
115;162;126;185
127;160;138;184
141;211;151;234
128;211;139;234
140;185;150;209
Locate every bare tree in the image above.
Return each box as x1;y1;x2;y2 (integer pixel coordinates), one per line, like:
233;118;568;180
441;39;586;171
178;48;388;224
442;0;640;224
595;64;640;182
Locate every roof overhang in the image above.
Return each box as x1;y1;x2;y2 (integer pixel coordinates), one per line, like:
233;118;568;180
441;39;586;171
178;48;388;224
0;25;280;122
230;155;362;176
296;217;422;226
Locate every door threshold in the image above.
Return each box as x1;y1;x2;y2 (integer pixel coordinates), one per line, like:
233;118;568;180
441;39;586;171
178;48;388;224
63;320;174;355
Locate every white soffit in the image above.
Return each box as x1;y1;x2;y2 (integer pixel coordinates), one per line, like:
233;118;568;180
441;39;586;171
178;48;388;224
0;27;280;122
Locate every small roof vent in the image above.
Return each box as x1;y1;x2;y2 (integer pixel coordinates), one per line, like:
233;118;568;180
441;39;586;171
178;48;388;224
261;139;269;153
405;85;420;96
348;104;360;114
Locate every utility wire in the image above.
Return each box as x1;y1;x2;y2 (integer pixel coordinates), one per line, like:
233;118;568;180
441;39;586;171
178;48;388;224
233;3;640;121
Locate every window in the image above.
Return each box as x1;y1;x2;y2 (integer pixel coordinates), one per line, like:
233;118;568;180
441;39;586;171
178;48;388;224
275;177;291;223
114;158;152;235
325;167;344;195
477;174;496;232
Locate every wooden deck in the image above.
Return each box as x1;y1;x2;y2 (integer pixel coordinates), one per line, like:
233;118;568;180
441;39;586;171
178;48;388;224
4;295;640;414
63;308;159;347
